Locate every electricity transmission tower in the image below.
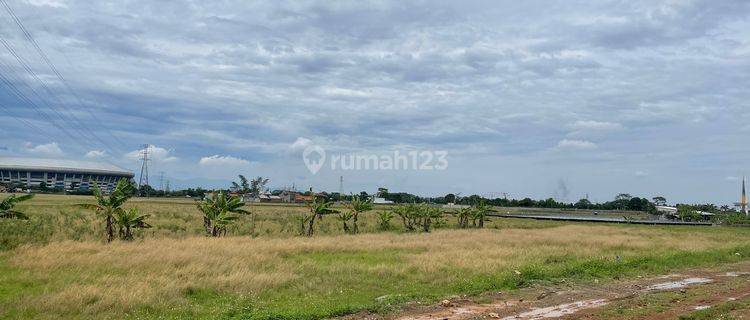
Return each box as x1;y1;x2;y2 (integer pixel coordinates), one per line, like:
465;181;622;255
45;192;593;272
138;144;150;189
158;171;165;191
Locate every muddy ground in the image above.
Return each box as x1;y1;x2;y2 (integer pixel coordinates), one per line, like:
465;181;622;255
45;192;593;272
342;261;750;320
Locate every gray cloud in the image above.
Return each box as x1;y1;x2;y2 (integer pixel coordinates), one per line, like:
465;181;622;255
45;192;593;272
0;0;748;203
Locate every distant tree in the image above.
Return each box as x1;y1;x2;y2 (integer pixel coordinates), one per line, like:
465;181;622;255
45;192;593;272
250;177;269;196
677;205;701;222
615;193;633;201
377;187;389;198
78;179;134;242
652;196;667;206
0;194;34;219
230;181;241;192
138;184;155;197
575;198;592;209
239;175;251;193
444;193;457;204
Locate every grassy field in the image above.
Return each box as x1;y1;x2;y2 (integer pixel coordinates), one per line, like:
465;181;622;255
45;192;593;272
1;194;750;319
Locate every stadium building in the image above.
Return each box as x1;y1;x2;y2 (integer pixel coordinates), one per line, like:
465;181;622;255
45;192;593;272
0;157;134;192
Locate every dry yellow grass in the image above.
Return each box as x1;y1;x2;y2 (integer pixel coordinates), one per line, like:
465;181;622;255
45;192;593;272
4;224;750;319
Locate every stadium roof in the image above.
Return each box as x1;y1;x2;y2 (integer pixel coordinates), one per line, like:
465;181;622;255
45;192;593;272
0;157;134;177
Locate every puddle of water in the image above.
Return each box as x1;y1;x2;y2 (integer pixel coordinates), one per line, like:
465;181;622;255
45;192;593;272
724;272;750;277
693;305;710;310
500;299;608;320
645;278;712;291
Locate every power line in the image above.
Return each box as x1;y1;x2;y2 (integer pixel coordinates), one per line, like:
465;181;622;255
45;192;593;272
0;35;113;154
0;0;129;152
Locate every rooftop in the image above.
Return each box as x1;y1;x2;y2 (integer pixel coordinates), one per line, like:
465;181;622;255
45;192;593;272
0;157;134;177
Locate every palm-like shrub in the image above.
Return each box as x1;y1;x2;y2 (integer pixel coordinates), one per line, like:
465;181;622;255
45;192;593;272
471;202;496;228
455;207;473;228
393;203;419;231
113;208;151;240
0;194;34;219
417;204;443;232
377;211;394;231
78;179;134;242
336;211;354;234
304;194;338;237
197;191;250;237
345;195;373;234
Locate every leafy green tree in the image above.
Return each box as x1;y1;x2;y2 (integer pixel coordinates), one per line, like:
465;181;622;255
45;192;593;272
346;195;373;234
250;176;269;196
197;191;250;237
0;194;34;219
652;196;667;206
575;198;592;209
444;193;457;203
138;184;155;197
304;192;338;237
113;208;151;240
78;179;134;242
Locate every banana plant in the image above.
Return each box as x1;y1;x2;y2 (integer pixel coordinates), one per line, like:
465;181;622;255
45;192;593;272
113;207;151;240
304;191;338;237
455;207;473;228
377;211;394;231
197;191;250;237
78;179;134;242
345;195;373;234
417;204;443;232
471;202;496;228
336;210;354;234
0;193;34;219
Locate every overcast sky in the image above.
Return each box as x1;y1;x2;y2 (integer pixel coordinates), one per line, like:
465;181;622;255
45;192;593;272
0;0;748;204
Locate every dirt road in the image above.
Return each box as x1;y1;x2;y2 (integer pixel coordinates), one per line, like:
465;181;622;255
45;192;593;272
344;261;750;320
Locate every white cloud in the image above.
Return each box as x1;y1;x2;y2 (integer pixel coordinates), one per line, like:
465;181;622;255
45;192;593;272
726;176;740;182
85;150;106;158
24;142;64;156
26;0;67;8
199;155;250;167
556;139;597;150
125;145;178;162
570;120;623;131
634;171;648;177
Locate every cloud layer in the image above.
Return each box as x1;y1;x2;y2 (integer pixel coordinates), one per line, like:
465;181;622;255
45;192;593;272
0;0;748;203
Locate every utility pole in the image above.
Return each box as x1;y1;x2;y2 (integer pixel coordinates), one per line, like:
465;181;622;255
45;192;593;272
339;175;344;194
158;171;165;191
138;144;150;195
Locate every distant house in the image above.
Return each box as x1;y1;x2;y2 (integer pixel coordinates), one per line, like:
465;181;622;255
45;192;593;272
242;193;283;203
373;197;393;204
655;206;678;215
